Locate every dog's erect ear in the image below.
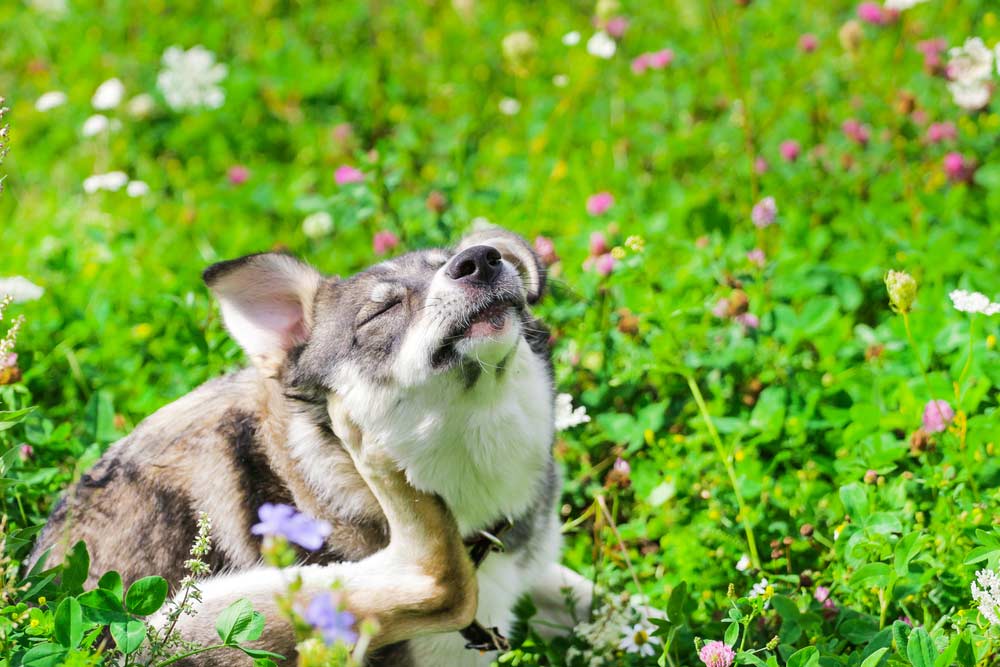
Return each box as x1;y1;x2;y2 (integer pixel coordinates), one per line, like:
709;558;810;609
203;253;323;364
456;226;546;304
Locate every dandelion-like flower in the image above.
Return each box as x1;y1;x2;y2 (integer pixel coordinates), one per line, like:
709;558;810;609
83;171;129;193
302;212;333;239
950;289;1000;315
751;196;777;228
498;97;521;116
0;278;44;304
554;393;590;430
562;31;581;46
972;568;1000;626
618;621;659;656
35;91;67;112
91;78;125;110
126;180;150;198
884;270;917;314
157;45;228;111
82;114;111;137
303;593;358;646
251;503;331;551
699;640;735;667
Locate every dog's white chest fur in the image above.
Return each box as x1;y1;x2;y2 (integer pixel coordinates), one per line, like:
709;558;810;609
342;339;554;534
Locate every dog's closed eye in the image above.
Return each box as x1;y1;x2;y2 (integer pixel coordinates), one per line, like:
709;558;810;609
357;298;403;327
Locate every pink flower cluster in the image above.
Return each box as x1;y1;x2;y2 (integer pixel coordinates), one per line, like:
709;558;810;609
751;196;777;228
596;15;629;38
372;230;399;255
699;640;735;667
584;231;616;276
922;400;955;434
943;152;974;183
917;38;948;74
335;165;364;185
799;33;819;53
779;139;801;162
857;2;898;25
842;118;871;146
586;191;614;216
926;121;956;144
631;49;674;74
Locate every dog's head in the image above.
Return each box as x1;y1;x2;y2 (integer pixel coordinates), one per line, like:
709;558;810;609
204;225;549;406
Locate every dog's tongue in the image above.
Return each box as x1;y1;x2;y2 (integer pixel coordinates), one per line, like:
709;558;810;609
466;303;509;338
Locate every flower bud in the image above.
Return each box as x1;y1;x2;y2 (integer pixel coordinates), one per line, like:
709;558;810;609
884;270;917;314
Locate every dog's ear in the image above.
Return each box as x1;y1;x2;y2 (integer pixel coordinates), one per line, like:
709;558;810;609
456;226;546;304
203;253;323;366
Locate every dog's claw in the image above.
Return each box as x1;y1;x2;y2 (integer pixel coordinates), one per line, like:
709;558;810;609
460;621;510;652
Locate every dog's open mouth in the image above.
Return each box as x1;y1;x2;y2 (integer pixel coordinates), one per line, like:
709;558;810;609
465;301;511;338
432;294;524;366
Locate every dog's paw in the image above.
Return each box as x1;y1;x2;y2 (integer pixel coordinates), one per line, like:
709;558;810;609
326;395;397;475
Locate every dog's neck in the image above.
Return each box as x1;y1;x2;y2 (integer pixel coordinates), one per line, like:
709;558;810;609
332;338;555;535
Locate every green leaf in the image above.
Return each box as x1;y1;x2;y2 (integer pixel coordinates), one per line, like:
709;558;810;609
125;576;168;616
840;483;870;520
749;386;786;439
61;541;89;594
850;563;893;588
216;598;264;644
78;587;128;624
252;659;279;667
21;643;68;667
0;406;36;431
860;647;889;667
98;570;124;601
785;646;819;667
666;581;688;623
110;619;147;655
723;618;739;646
240;647;286;660
906;628;937;667
53;597;84;649
894;532;925;576
892;620;910;655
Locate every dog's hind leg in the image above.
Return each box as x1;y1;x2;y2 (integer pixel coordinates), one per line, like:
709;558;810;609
159;397;477;663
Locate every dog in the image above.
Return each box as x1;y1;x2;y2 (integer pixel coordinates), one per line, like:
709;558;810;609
30;226;596;665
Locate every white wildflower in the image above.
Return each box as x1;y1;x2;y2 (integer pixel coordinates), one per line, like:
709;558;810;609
27;0;67;15
949;38;994;82
126;180;150;197
126;94;156;118
749;578;772;608
81;114;110;137
157;45;228;111
553;74;569;87
972;568;1000;625
948;79;992;111
568;594;648;666
884;0;928;9
587;31;617;59
91;78;125;110
618;621;659;657
554;393;590;430
498;97;521;116
34;91;67;112
562;31;581;46
302;211;333;239
736;554;751;572
83;171;128;194
950;289;999;315
0;277;44;303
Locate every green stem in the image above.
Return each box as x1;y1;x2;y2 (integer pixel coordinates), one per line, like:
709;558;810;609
901;312;947;427
878;588;888;630
152;644;228;667
685;374;761;570
957;317;976;398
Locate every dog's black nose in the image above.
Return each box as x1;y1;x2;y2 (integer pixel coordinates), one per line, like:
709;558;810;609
447;245;503;286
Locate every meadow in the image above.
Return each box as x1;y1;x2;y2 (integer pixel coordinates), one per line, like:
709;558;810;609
1;0;1000;665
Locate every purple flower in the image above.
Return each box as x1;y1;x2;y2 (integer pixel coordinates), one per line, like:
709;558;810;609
334;165;365;185
303;593;357;646
613;457;630;476
586;192;615;216
922;400;955;434
252;503;331;551
751;196;777;228
699;640;735;667
814;586;831;603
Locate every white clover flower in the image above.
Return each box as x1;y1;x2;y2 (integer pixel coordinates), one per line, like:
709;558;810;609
884;0;928;9
91;78;125;110
950;289;999;315
498;97;521;115
35;91;67;112
157;45;228;111
948;38;993;83
562;31;581;46
81;114;110;137
302;211;334;239
554;393;590;430
749;578;771;608
126;180;150;197
126;94;156;118
0;277;44;303
587;31;617;59
972;568;1000;625
948;79;992;111
618;621;659;657
83;171;128;193
553;74;569;87
736;554;751;572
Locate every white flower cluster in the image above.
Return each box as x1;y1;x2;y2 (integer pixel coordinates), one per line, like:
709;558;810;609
950;289;1000;315
567;595;653;667
972;568;1000;626
946;37;998;111
587;31;616;59
82;171;148;197
884;0;928;10
554;393;591;430
157;45;228;111
0;278;44;304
